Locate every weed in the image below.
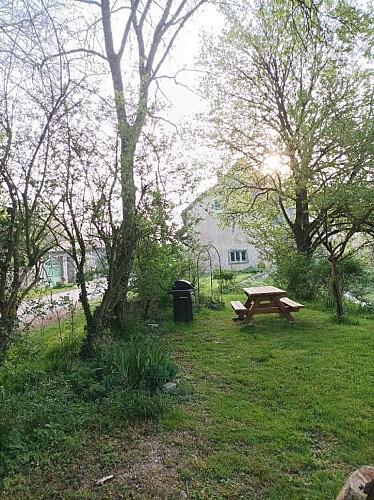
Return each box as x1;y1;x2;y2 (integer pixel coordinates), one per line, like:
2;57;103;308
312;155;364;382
0;314;177;488
102;338;178;392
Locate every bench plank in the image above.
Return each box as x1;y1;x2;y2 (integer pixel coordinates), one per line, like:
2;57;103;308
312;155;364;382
230;300;248;315
280;297;304;311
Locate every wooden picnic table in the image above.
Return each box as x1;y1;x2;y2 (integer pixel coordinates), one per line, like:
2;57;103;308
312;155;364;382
231;285;304;325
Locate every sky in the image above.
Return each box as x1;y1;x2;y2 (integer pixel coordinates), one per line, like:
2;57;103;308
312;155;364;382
151;4;226;209
160;4;226;124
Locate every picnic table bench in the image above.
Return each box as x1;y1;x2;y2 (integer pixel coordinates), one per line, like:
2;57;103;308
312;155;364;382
231;286;304;325
279;296;304;312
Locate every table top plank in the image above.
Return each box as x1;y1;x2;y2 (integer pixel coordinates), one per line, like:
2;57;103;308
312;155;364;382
243;286;286;297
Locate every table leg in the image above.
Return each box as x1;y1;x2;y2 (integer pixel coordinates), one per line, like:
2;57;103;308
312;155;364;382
272;296;296;323
242;296;262;325
244;297;254;309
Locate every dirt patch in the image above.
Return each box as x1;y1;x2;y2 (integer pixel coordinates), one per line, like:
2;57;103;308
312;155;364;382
112;436;182;498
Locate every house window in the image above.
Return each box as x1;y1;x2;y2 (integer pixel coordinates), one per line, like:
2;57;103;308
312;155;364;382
212;199;222;212
229;249;248;264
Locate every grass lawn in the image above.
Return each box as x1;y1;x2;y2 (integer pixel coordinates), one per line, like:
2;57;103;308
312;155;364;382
162;302;374;499
1;294;373;499
25;283;78;300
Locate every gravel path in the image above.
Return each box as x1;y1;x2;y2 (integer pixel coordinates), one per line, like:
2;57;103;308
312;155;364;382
19;282;105;327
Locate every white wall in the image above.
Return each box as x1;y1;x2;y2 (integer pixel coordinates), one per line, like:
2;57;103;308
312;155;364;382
184;198;259;270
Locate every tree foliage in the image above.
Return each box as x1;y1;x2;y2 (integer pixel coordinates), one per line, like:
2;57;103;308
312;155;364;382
132;190;191;318
0;0;207;357
0;2;77;355
204;0;374;256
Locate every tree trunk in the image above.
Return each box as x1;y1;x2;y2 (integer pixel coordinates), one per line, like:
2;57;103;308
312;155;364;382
89;219;136;336
0;308;18;362
76;266;99;358
294;186;313;253
99;12;141;329
329;254;344;322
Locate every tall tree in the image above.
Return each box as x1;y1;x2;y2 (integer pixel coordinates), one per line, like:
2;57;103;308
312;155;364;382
1;0;208;356
0;1;76;356
48;0;208;333
49;100;118;356
203;0;374;254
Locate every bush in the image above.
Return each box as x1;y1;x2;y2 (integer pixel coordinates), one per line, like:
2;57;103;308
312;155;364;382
274;251;327;300
213;269;236;289
198;294;225;310
275;250;373;305
244;266;263;274
53;282;66;289
83;270;96;281
337;256;369;297
316;256;372;308
101;338;178;392
133;239;190;319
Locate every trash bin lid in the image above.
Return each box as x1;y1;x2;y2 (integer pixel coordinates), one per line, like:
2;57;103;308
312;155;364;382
172;279;195;290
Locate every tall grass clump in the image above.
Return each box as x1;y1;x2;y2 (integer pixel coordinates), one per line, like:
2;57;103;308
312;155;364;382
102;337;178;392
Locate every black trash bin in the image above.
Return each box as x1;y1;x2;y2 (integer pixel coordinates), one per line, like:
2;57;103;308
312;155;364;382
171;280;195;322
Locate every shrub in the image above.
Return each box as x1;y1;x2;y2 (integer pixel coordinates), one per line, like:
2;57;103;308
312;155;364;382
199;295;225;310
101;338;178;392
213;269;236;289
337;256;369;297
83;270;96;281
275;249;373;305
132;240;190;319
244;266;262;274
274;251;327;300
53;282;66;289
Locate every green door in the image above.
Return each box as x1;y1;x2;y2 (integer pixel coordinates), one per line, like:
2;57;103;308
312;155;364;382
44;257;62;286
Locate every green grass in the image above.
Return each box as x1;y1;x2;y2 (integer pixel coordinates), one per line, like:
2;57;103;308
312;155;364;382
160;301;374;499
0;296;373;499
25;283;77;300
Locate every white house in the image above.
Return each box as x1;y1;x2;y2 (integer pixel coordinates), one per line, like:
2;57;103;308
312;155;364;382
182;190;259;271
42;245;106;287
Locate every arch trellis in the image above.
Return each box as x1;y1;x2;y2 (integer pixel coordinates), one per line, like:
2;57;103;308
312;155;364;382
195;244;223;305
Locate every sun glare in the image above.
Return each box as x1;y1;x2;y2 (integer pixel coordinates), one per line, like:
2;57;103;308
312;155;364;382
263;154;290;177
